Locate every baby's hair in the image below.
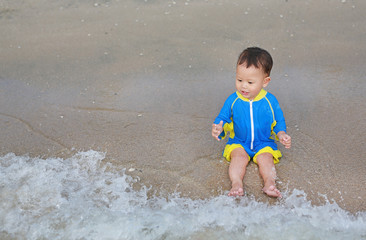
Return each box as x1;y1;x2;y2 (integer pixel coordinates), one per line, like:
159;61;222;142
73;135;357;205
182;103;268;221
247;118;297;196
237;47;273;76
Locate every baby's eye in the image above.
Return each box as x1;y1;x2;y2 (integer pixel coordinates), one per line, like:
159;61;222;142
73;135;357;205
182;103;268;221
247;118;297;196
248;82;253;84
237;79;242;82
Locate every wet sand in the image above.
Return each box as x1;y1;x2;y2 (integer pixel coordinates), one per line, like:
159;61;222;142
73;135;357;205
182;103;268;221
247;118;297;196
1;0;365;212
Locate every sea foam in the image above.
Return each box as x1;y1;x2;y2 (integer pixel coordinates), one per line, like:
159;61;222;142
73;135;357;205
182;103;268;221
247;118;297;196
1;151;365;240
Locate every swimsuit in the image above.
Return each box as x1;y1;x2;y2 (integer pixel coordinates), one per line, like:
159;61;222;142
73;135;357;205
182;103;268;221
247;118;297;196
214;89;287;164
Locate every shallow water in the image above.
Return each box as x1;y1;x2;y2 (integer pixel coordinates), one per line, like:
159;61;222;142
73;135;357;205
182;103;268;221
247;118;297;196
1;151;365;240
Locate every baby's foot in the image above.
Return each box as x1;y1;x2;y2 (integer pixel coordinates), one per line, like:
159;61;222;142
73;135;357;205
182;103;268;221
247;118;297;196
262;185;282;198
228;182;244;197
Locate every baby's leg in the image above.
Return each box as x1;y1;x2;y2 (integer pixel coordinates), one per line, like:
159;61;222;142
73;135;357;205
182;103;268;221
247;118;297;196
228;148;249;196
256;152;282;198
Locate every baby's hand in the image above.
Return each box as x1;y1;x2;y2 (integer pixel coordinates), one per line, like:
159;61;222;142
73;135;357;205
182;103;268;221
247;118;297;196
278;131;291;149
212;121;223;141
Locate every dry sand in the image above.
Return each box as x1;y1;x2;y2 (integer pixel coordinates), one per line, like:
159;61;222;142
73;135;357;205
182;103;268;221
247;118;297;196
1;0;365;212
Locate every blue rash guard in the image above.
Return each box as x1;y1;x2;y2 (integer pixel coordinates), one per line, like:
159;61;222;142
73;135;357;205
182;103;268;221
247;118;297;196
214;89;287;160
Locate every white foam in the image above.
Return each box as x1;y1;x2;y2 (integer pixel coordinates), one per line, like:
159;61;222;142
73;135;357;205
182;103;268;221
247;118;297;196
1;151;365;239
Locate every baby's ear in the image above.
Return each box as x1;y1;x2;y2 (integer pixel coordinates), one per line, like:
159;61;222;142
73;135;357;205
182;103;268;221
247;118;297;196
263;77;271;87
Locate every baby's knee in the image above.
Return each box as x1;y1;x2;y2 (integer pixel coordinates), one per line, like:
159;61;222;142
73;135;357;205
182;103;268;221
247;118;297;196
231;148;249;162
257;152;273;159
256;152;274;164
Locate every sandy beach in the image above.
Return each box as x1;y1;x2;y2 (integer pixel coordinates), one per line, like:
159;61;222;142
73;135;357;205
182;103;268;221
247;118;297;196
1;0;366;214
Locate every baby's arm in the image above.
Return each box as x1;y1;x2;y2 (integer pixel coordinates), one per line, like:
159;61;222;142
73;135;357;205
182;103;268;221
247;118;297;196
277;131;291;148
212;121;223;141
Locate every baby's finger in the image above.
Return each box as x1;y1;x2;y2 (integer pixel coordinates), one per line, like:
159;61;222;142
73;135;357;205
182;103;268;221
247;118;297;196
212;134;220;141
212;131;219;141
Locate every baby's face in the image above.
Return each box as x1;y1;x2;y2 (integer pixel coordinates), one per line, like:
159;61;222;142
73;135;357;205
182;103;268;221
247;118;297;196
235;64;270;100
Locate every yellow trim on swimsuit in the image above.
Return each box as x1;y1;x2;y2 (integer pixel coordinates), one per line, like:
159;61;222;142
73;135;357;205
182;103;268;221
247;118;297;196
223;144;281;164
236;89;267;102
253;147;281;164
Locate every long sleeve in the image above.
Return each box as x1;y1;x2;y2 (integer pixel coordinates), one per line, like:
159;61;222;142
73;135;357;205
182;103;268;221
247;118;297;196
213;93;237;140
271;96;287;134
